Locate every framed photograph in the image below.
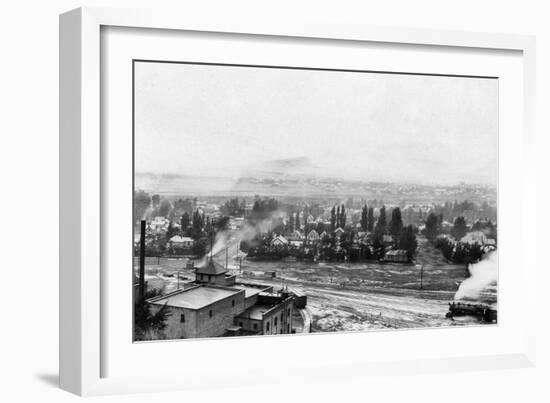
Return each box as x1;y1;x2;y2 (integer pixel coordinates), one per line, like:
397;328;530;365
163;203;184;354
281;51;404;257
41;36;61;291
60;7;537;396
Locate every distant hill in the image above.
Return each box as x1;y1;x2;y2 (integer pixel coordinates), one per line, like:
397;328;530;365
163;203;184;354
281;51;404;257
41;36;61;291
135;167;496;204
244;157;324;180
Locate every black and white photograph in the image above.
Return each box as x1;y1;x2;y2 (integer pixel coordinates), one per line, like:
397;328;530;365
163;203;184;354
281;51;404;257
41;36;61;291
132;60;498;342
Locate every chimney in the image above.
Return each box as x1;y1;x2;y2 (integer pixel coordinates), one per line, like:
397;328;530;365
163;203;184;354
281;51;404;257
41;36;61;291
139;219;146;300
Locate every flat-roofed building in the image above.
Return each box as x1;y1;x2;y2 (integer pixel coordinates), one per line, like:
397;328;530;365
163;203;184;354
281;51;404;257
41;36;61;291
148;285;246;339
231;282;273;309
235;292;294;336
146;257;297;339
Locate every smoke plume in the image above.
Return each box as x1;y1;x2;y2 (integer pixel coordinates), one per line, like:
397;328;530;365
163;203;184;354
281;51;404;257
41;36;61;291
197;212;282;267
454;251;498;301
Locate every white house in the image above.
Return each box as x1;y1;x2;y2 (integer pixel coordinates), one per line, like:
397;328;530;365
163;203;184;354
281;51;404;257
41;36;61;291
169;235;194;249
334;227;345;238
286;230;304;241
271;235;289;247
461;231;487;245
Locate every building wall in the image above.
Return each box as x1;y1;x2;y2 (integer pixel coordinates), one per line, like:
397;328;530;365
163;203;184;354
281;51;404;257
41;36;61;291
150;289;246;339
262;298;294;335
244;294;259;310
193;291;245;338
235;317;262;333
196;273;236;287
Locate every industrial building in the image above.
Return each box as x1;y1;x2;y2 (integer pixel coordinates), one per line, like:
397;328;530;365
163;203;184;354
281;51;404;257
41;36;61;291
147;257;296;339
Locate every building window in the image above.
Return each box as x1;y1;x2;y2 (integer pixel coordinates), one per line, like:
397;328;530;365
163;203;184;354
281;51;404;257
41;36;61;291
238;322;243;327
207;275;211;282
209;310;213;318
180;314;185;323
287;308;291;316
266;322;270;332
232;300;235;307
253;323;258;330
274;317;278;326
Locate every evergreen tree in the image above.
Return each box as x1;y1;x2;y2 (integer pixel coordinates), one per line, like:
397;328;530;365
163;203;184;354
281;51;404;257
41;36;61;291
451;216;468;240
367;206;375;232
424;212;442;241
372;206;387;253
360;205;368;231
287;212;294;232
192;210;204;235
398;225;418;259
134;289;171;341
389;207;404;239
375;206;387;234
339;204;347;228
330;206;336;231
180;212;190;233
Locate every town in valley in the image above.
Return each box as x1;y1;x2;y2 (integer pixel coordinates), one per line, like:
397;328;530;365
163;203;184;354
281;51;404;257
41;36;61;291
133;174;498;341
132;61;499;342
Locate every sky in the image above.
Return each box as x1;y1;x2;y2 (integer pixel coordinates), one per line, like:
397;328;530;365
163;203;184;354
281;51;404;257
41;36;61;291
134;61;498;186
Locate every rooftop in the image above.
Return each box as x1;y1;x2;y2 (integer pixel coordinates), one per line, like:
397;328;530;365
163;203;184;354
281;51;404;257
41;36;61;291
169;235;194;243
236;293;287;320
236;304;274;321
148;286;241;310
232;283;272;298
196;258;227;276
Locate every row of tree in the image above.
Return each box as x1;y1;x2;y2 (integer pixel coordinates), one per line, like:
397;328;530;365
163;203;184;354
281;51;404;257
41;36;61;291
423;213;496;264
434;237;485;264
431;200;497;223
330;205;347;230
244;204;419;261
360;205;375;232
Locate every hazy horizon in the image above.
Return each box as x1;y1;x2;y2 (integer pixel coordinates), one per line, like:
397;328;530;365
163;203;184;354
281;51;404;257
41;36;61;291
134;62;498;187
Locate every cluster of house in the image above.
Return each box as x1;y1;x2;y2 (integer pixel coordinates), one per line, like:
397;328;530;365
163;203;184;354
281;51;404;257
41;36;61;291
166;235;194;249
263;226;410;263
271;227;393;248
135;216;195;252
148;216;171;234
459;231;497;252
145;258;300;339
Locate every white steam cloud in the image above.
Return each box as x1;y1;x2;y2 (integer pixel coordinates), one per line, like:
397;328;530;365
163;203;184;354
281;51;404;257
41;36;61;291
454;252;498;301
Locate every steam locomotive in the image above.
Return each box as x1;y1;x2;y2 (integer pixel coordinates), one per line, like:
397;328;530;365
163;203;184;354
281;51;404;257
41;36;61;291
446;301;497;323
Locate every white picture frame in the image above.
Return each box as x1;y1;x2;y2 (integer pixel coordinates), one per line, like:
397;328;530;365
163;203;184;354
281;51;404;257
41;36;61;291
59;6;537;396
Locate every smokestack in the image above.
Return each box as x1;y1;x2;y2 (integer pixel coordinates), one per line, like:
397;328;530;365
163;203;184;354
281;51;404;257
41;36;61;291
139;220;146;300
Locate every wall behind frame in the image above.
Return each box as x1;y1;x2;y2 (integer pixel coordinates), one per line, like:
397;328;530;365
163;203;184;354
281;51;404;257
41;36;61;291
0;1;548;402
